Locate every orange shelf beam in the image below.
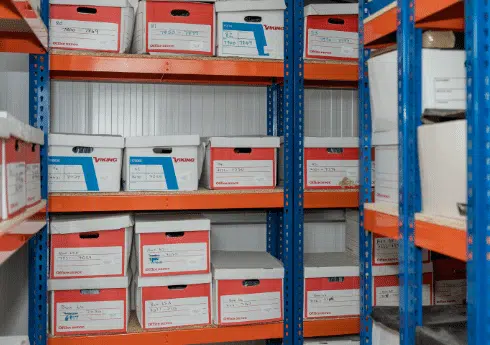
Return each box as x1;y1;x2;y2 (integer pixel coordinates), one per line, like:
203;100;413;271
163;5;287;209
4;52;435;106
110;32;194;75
303;318;360;338
48;189;360;212
415;0;464;30
415;220;467;262
49;51;358;85
364;208;398;240
363;5;397;48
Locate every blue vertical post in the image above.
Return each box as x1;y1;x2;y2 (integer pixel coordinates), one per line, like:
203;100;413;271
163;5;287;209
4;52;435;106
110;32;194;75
28;1;49;345
358;1;373;344
397;0;423;342
465;0;490;344
283;0;304;342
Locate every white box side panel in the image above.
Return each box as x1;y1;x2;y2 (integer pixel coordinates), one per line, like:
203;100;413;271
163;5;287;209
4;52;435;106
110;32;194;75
0;53;29;124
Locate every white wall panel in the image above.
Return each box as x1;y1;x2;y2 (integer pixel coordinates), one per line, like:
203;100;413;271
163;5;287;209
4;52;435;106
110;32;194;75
0;53;29;124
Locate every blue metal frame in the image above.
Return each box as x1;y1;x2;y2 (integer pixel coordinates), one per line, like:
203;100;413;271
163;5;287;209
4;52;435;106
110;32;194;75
465;0;490;344
358;1;373;344
397;0;423;342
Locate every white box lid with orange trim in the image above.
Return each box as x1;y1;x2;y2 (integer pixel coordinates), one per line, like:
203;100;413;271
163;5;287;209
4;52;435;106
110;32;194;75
373;262;434;277
0;111;30;141
304;252;359;278
135;214;211;233
125;135;200;148
49;133;124;148
215;0;285;12
212;251;284;280
304;3;358;16
27;127;45;145
205;136;280;148
372;130;398;146
48;276;130;290
136;273;212;287
50;213;134;234
304;137;359;148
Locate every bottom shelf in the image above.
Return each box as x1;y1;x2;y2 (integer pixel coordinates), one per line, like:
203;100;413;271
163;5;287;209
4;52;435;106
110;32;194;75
48;315;360;345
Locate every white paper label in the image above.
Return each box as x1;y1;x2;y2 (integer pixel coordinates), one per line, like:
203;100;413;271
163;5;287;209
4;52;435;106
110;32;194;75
220;291;281;323
374;237;398;264
145;296;209;328
56;300;124;332
435;279;466;305
306;289;360;318
307;159;358;187
143;243;207;274
434;77;466;107
7;162;25;214
27;163;40;205
307;29;358;58
148;22;211;52
376;284;431;306
50;19;119;51
53;246;123;277
213;160;274;187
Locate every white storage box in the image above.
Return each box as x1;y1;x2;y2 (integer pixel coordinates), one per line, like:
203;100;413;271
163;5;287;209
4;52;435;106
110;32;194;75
135;273;212;329
368;49;466;133
433;259;466;305
50;213;133;279
212;250;284;325
123;135;201;191
304;4;358;60
49;0;135;53
48;133;124;192
0;112;28;219
202;136;280;189
135;214;210;277
304;252;360;319
132;1;215;55
373;131;398;205
372;320;398;345
418;120;466;220
372;263;434;306
26;126;44;207
305;336;360;345
215;0;285;59
48;276;129;336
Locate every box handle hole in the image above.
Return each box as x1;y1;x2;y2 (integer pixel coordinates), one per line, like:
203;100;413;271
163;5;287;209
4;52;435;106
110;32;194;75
168;285;188;290
234;147;252;154
171;9;190;16
327;148;343;154
80;289;100;295
72;146;94;154
77;7;97;14
79;232;100;239
153;147;173;154
166;232;185;237
15;140;19;152
457;203;467;216
244;16;262;23
31;143;36;152
242;279;260;287
328;277;345;283
327;17;345;25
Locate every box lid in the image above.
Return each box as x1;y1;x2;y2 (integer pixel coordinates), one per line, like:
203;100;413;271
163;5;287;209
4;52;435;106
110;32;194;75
212;251;284;280
304;136;359;148
50;0;131;7
125;135;200;148
372;130;398;146
135;214;210;233
50;213;134;234
136;273;211;287
0;111;28;140
215;0;286;12
28;127;45;145
373;262;433;277
304;4;358;16
49;133;124;148
304;252;359;278
305;336;360;345
206;136;280;148
48;276;130;291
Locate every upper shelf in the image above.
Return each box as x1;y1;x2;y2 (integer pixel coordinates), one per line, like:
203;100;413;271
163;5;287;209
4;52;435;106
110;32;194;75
364;0;463;48
0;0;48;53
49;50;358;87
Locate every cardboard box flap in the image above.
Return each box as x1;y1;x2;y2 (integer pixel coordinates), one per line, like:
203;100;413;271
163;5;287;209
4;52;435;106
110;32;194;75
50;213;134;234
372;130;398;146
49;133;124;148
28;127;45;145
373;262;434;277
304;335;360;345
137;273;212;287
304;3;358;16
0;111;28;140
215;0;286;12
206;136;280;148
304;252;359;278
135;214;210;233
304;136;359;148
50;0;131;7
125;135;201;148
212;251;284;280
48;276;130;291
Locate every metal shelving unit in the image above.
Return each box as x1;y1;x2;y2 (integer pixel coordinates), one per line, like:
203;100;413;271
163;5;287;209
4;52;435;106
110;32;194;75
360;0;487;345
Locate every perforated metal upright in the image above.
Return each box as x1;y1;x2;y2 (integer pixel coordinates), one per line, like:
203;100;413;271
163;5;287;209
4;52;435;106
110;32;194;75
28;1;49;345
465;0;490;344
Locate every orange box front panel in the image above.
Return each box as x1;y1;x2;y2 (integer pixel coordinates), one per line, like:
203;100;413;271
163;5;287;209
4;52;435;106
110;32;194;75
5;136;26;217
26;141;41;207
